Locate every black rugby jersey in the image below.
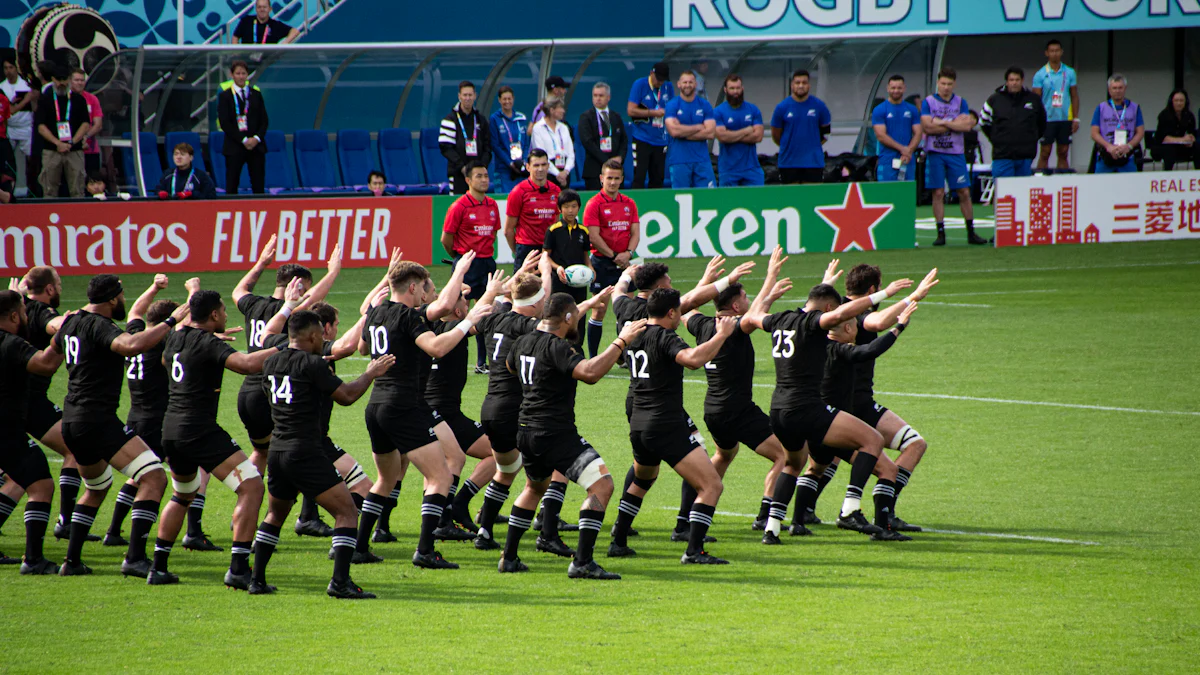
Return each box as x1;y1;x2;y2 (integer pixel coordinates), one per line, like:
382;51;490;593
364;300;432;407
820;331;897;412
162;326;237;439
761;308;829;410
261;347;344;452
24;297;59;396
627;324;688;431
56;310;127;422
508;330;585;433
478;308;539;420
125;318;169;422
0;330;37;425
237;294;285;397
426;319;469;412
686;314;755;416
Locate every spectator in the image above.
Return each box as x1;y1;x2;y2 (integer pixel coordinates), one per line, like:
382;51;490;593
1090;74;1144;175
439;80;491;195
980;67;1046;178
771;69;831;184
69;69;103;176
1154;90;1195;171
217;60;268;194
714;73;765;186
1033;39;1079;173
440;160;499;372
578;82;626;190
964;110;983;165
626;62;673;189
35;65;89;199
530;97;574;189
85;172;106;198
367;170;388;196
154;142;216;200
693;60;709;100
664;70;715;189
505;148;560;272
0;106;14;203
921;67;983;246
2;57;34;192
489;85;528;193
232;0;300;45
531;76;568;127
871;74;922;182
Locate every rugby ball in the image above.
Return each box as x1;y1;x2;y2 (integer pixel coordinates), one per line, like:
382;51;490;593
564;264;594;288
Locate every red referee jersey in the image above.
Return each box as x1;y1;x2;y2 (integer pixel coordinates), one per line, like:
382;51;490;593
444;193;500;257
584;191;638;256
506;178;561;246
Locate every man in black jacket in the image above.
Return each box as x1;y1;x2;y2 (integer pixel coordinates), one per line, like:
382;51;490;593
154;143;217;200
439;81;492;195
578;82;626;190
35;65;90;199
217;60;268;195
980;67;1047;178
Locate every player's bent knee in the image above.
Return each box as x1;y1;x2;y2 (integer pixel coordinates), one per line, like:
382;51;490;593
172;473;201;493
577;458;608;491
120;450;162;483
888;425;924;452
26;478;54;502
632;475;656;491
222;459;261;492
343;462;368;489
84;465;114;491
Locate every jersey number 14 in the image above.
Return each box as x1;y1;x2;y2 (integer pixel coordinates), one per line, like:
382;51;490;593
267;375;293;404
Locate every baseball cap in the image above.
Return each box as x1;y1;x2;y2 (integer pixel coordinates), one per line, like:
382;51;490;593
653;62;669;80
545;76;568;90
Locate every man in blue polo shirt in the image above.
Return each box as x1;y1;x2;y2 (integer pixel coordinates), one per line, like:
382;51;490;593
627;62;674;189
714;73;764;186
1033;39;1080;173
664;70;716;189
871;74;922;182
771;69;831;184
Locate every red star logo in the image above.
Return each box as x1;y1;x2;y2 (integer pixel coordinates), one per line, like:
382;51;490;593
815;183;893;252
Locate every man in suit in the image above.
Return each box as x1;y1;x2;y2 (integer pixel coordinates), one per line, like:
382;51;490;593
217;60;268;195
579;82;626;190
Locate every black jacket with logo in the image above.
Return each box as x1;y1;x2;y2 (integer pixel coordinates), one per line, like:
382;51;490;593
980;85;1047;160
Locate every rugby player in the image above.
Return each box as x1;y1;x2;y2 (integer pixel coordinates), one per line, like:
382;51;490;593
54;274;190;576
501;292;646;578
0;290;65;574
254;310;395;598
609;288;738;564
150;288;284;586
357;259;494;569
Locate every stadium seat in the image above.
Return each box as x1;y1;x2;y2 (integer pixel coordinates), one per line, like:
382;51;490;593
571;135;586;190
164;131;207;174
419;128;448;186
263;130;296;192
623;139;634;188
294;129;351;191
121;131;164;196
208;131;251;194
336;129;376;187
378;128;443;195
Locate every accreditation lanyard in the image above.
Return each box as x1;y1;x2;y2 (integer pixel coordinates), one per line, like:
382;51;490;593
1044;64;1067;108
544;123;563;157
597;110;613;151
1109;100;1129;131
501;116;520;145
53;93;72;141
254;21;269;44
172;169;195;194
456;111;477;142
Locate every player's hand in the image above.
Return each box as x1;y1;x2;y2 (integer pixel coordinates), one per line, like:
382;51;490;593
519;251;542;276
702;255;726;284
388;246;404;272
822;258;842;285
715;315;737;336
909;268;939;301
556;267;569;284
454;250;477;276
1071;119;1081;134
592;285;615;304
153;274;169;290
487;270;510;295
8;277;20;292
368;287;388;311
768;278;793;302
365;354;396;378
618;318;648;344
884;278;913;297
729;261;756;284
283;276;307;304
215;326;244;342
623;264;641;283
257;234;277;265
897;300;918;326
326;243;342;275
466;301;495;323
170;302;191;322
184;277;201;295
614;251;631;268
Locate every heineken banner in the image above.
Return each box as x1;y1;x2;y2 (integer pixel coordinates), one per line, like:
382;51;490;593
431;182;915;264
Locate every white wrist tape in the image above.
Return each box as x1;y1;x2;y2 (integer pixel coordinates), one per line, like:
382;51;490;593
455;318;474;336
284;297;301;310
280;306;294;319
714;276;732;293
869;290;889;305
618;272;632;287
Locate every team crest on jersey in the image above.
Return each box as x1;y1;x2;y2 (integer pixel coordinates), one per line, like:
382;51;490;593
808;109;817;117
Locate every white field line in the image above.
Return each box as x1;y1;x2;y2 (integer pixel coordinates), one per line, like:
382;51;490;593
777;295;992;308
932;289;1054;297
671;259;1200;283
654;507;1100;546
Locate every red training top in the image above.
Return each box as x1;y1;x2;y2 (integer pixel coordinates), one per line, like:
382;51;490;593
584;191;639;256
506;178;561;246
444;193;500;257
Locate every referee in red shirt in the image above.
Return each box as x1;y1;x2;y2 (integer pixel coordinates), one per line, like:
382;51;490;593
441;160;500;373
504;148;560;272
582;158;640;357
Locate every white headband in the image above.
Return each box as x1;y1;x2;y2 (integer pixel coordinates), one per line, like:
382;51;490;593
513;287;545;307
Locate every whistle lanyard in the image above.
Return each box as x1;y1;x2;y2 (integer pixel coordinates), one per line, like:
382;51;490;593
544;122;562;156
172;169;194;194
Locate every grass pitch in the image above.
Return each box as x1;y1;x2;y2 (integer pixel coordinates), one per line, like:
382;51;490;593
2;216;1198;673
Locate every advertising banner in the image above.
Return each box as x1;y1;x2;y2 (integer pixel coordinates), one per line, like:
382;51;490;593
0;196;433;276
993;171;1200;247
666;0;1200;38
432;182;915;265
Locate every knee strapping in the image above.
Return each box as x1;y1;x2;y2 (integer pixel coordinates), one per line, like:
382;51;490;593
632;476;656;491
172;474;201;493
221;459;261;492
83;466;114;491
343;462;367;488
577;458;607;490
888;426;924;452
497;455;523;474
119;451;161;482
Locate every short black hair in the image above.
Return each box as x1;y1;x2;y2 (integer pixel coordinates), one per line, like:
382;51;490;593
714;283;744;311
310;301;338;327
367;170;386;183
888;74;905;84
464;160;489;178
53;64;71;81
25;266;57;294
231;60;249;74
647;288;681;318
0;289;22;317
791;69;810;81
937;67;957;81
497;85;514;98
458;80;475;92
1046;39;1063;50
1005;66;1025;81
557;189;581;209
542;292;577;323
1;55;16;69
275;263;312;288
87;274;122;303
807;283;841;306
188;289;224;322
845;264;882;296
145;300;178;325
634;263;669;291
528;148;549;161
288;309;322;338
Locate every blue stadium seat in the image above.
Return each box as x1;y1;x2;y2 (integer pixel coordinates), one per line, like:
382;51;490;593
294;129;350;191
164;131;207;174
571;134;586;190
336;129;375;187
208;131;251;194
121;131;163;196
419;128;448;185
263;130;296;192
378;128;440;195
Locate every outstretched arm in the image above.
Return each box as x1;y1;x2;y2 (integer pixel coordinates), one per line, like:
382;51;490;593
415;300;494;358
333;355;395;405
426;250;477;321
818;278;911;330
109;303;191;356
742;246;789;333
863;268;937;332
680;260;755;314
294;244;342;312
573;319;647;383
129;274;168;323
674;316;736;369
263;277;308;336
232;234;277;304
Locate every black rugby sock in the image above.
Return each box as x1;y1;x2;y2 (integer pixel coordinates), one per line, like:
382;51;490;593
230;540;252;575
152;538;173;572
127;500;159;562
331;527;356;583
794;475;820;522
356;492;387;552
502;506;534;562
843;452;879;516
686;503;716;556
872;479;897;527
756;496;771;522
894;467;913;505
253;522;281;583
418;493;446;555
186;493;206;537
477;480;510;540
351;492;364;513
575;509;604;566
540;481;567;538
107;483;136;536
378;483;400;532
57;468;81;527
439;476;460;528
676;481;697;534
587;319;604;359
766;473;797;535
0;493;17;531
453;479;481;515
299;495;319;522
612;492;642;547
66;503;98;564
23;501;51;562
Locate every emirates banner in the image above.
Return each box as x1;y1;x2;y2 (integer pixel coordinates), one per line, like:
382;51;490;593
994;172;1200;247
0;196;433;276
